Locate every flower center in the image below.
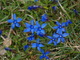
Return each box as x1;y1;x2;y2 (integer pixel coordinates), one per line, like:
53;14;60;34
13;20;17;24
38;27;42;31
30;25;34;29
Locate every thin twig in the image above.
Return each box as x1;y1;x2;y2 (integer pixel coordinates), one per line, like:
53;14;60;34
0;21;7;25
8;28;12;38
58;0;71;19
1;35;6;41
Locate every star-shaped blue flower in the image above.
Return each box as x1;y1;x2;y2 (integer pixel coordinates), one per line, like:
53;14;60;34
28;5;40;10
53;33;69;43
35;21;47;35
41;14;48;22
7;14;22;29
47;35;57;46
23;20;35;33
52;6;57;11
27;34;35;41
53;21;66;34
31;39;44;51
23;45;29;51
65;20;72;26
40;49;50;59
34;0;38;2
0;30;2;36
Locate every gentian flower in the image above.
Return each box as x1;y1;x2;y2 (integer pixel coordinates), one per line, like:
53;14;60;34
52;6;57;11
53;21;66;34
7;14;22;29
35;21;47;35
73;9;79;15
23;20;35;33
34;0;38;2
27;34;35;41
5;47;12;51
53;33;69;43
28;5;40;10
40;49;50;59
41;14;48;22
65;20;72;26
23;45;29;51
31;39;44;51
47;35;57;45
0;30;2;36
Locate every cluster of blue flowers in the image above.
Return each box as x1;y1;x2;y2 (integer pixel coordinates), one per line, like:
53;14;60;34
0;0;73;59
0;13;71;59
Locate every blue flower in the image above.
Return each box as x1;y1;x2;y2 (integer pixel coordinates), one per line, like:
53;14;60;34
47;35;57;45
40;49;50;59
73;9;79;15
28;5;40;10
7;14;22;29
41;14;48;22
52;6;57;11
32;39;44;51
23;45;29;51
34;0;38;2
23;20;35;33
53;21;66;34
35;21;47;35
27;34;35;41
0;30;2;35
65;20;72;26
53;33;69;43
5;47;12;51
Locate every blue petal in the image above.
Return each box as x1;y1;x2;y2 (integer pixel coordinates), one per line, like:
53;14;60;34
61;28;66;32
39;44;44;47
23;45;29;51
62;22;66;26
56;29;62;34
62;33;69;37
37;47;41;51
30;20;34;25
53;41;57;46
7;19;13;23
34;0;38;2
56;21;61;25
47;36;53;39
16;23;20;27
53;33;59;38
57;38;61;43
41;23;47;28
53;26;58;29
31;29;34;33
17;18;22;22
41;30;45;34
0;30;2;35
27;35;34;41
45;56;49;59
61;38;65;43
40;55;44;59
31;43;37;48
23;28;30;32
40;49;44;53
45;51;50;55
36;21;40;27
36;38;40;43
11;24;15;29
48;40;53;44
25;23;30;28
12;14;16;20
52;6;57;11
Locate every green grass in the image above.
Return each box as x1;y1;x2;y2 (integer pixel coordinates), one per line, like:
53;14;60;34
0;0;80;60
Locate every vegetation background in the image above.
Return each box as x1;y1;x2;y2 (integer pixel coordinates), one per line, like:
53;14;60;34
0;0;80;60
